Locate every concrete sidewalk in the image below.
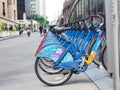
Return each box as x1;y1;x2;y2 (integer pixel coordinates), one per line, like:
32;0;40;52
86;63;113;90
0;32;112;90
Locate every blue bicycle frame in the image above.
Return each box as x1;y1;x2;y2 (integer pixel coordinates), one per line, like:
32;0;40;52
54;30;105;72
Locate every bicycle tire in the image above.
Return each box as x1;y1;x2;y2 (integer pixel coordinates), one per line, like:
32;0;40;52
101;45;107;70
36;45;75;74
37;57;64;74
101;45;120;77
35;58;73;86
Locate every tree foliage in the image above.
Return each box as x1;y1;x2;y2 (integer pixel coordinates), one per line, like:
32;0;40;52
0;22;7;31
15;24;21;30
30;14;47;25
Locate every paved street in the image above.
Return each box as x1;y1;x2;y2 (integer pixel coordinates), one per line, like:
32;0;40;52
0;32;98;90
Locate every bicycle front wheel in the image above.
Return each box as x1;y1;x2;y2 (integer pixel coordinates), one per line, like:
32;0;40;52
35;58;73;86
37;57;63;74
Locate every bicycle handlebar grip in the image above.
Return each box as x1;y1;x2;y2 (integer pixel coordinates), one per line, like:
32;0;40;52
54;26;71;30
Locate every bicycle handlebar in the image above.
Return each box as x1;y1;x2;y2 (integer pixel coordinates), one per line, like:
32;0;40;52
70;14;105;25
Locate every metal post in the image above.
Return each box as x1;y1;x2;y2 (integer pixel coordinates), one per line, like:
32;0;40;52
105;0;120;90
112;0;120;90
105;0;114;74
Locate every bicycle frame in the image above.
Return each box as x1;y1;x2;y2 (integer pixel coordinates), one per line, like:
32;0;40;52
54;29;96;66
35;29;82;56
34;14;106;86
86;30;105;64
54;30;105;72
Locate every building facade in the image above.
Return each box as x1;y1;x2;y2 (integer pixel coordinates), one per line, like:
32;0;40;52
63;0;75;24
25;0;31;18
31;0;46;16
63;0;105;23
17;0;25;20
0;0;17;26
40;0;46;16
31;0;40;15
17;0;31;20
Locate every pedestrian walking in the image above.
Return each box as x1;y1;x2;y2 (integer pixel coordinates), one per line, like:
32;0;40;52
26;27;31;37
43;28;47;36
5;24;8;30
19;27;24;35
9;25;13;30
39;25;43;36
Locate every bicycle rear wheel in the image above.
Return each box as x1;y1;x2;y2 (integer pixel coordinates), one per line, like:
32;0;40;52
101;46;108;70
35;58;73;86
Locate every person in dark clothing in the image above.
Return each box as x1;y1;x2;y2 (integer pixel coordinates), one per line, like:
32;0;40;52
9;25;13;30
26;27;31;37
5;24;8;30
43;28;47;36
39;25;43;36
19;27;24;35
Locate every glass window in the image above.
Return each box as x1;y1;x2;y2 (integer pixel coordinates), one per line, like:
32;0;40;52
73;10;76;21
3;2;5;16
88;0;93;15
69;0;105;22
76;4;79;20
78;0;82;19
81;0;85;19
32;7;36;10
69;12;74;22
31;4;36;6
31;11;36;14
74;5;77;20
92;0;98;14
98;0;105;14
84;0;89;18
31;0;36;1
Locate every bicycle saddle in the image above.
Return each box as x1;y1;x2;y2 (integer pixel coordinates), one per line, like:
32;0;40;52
53;26;71;34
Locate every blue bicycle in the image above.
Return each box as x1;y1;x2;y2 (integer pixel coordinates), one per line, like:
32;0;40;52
35;15;106;86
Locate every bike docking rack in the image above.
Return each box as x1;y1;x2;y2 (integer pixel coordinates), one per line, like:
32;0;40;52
34;14;112;88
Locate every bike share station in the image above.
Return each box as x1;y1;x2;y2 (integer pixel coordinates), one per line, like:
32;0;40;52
85;0;120;90
34;0;119;90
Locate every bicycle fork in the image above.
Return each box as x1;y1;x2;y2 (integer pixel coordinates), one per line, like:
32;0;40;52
86;32;105;64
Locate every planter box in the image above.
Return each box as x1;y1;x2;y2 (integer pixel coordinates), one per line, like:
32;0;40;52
0;31;19;37
0;31;7;37
6;31;10;36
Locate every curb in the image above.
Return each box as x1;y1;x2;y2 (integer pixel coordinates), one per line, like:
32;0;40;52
0;35;21;41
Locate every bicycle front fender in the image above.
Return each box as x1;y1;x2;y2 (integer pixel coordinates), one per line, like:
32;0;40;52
36;44;74;63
